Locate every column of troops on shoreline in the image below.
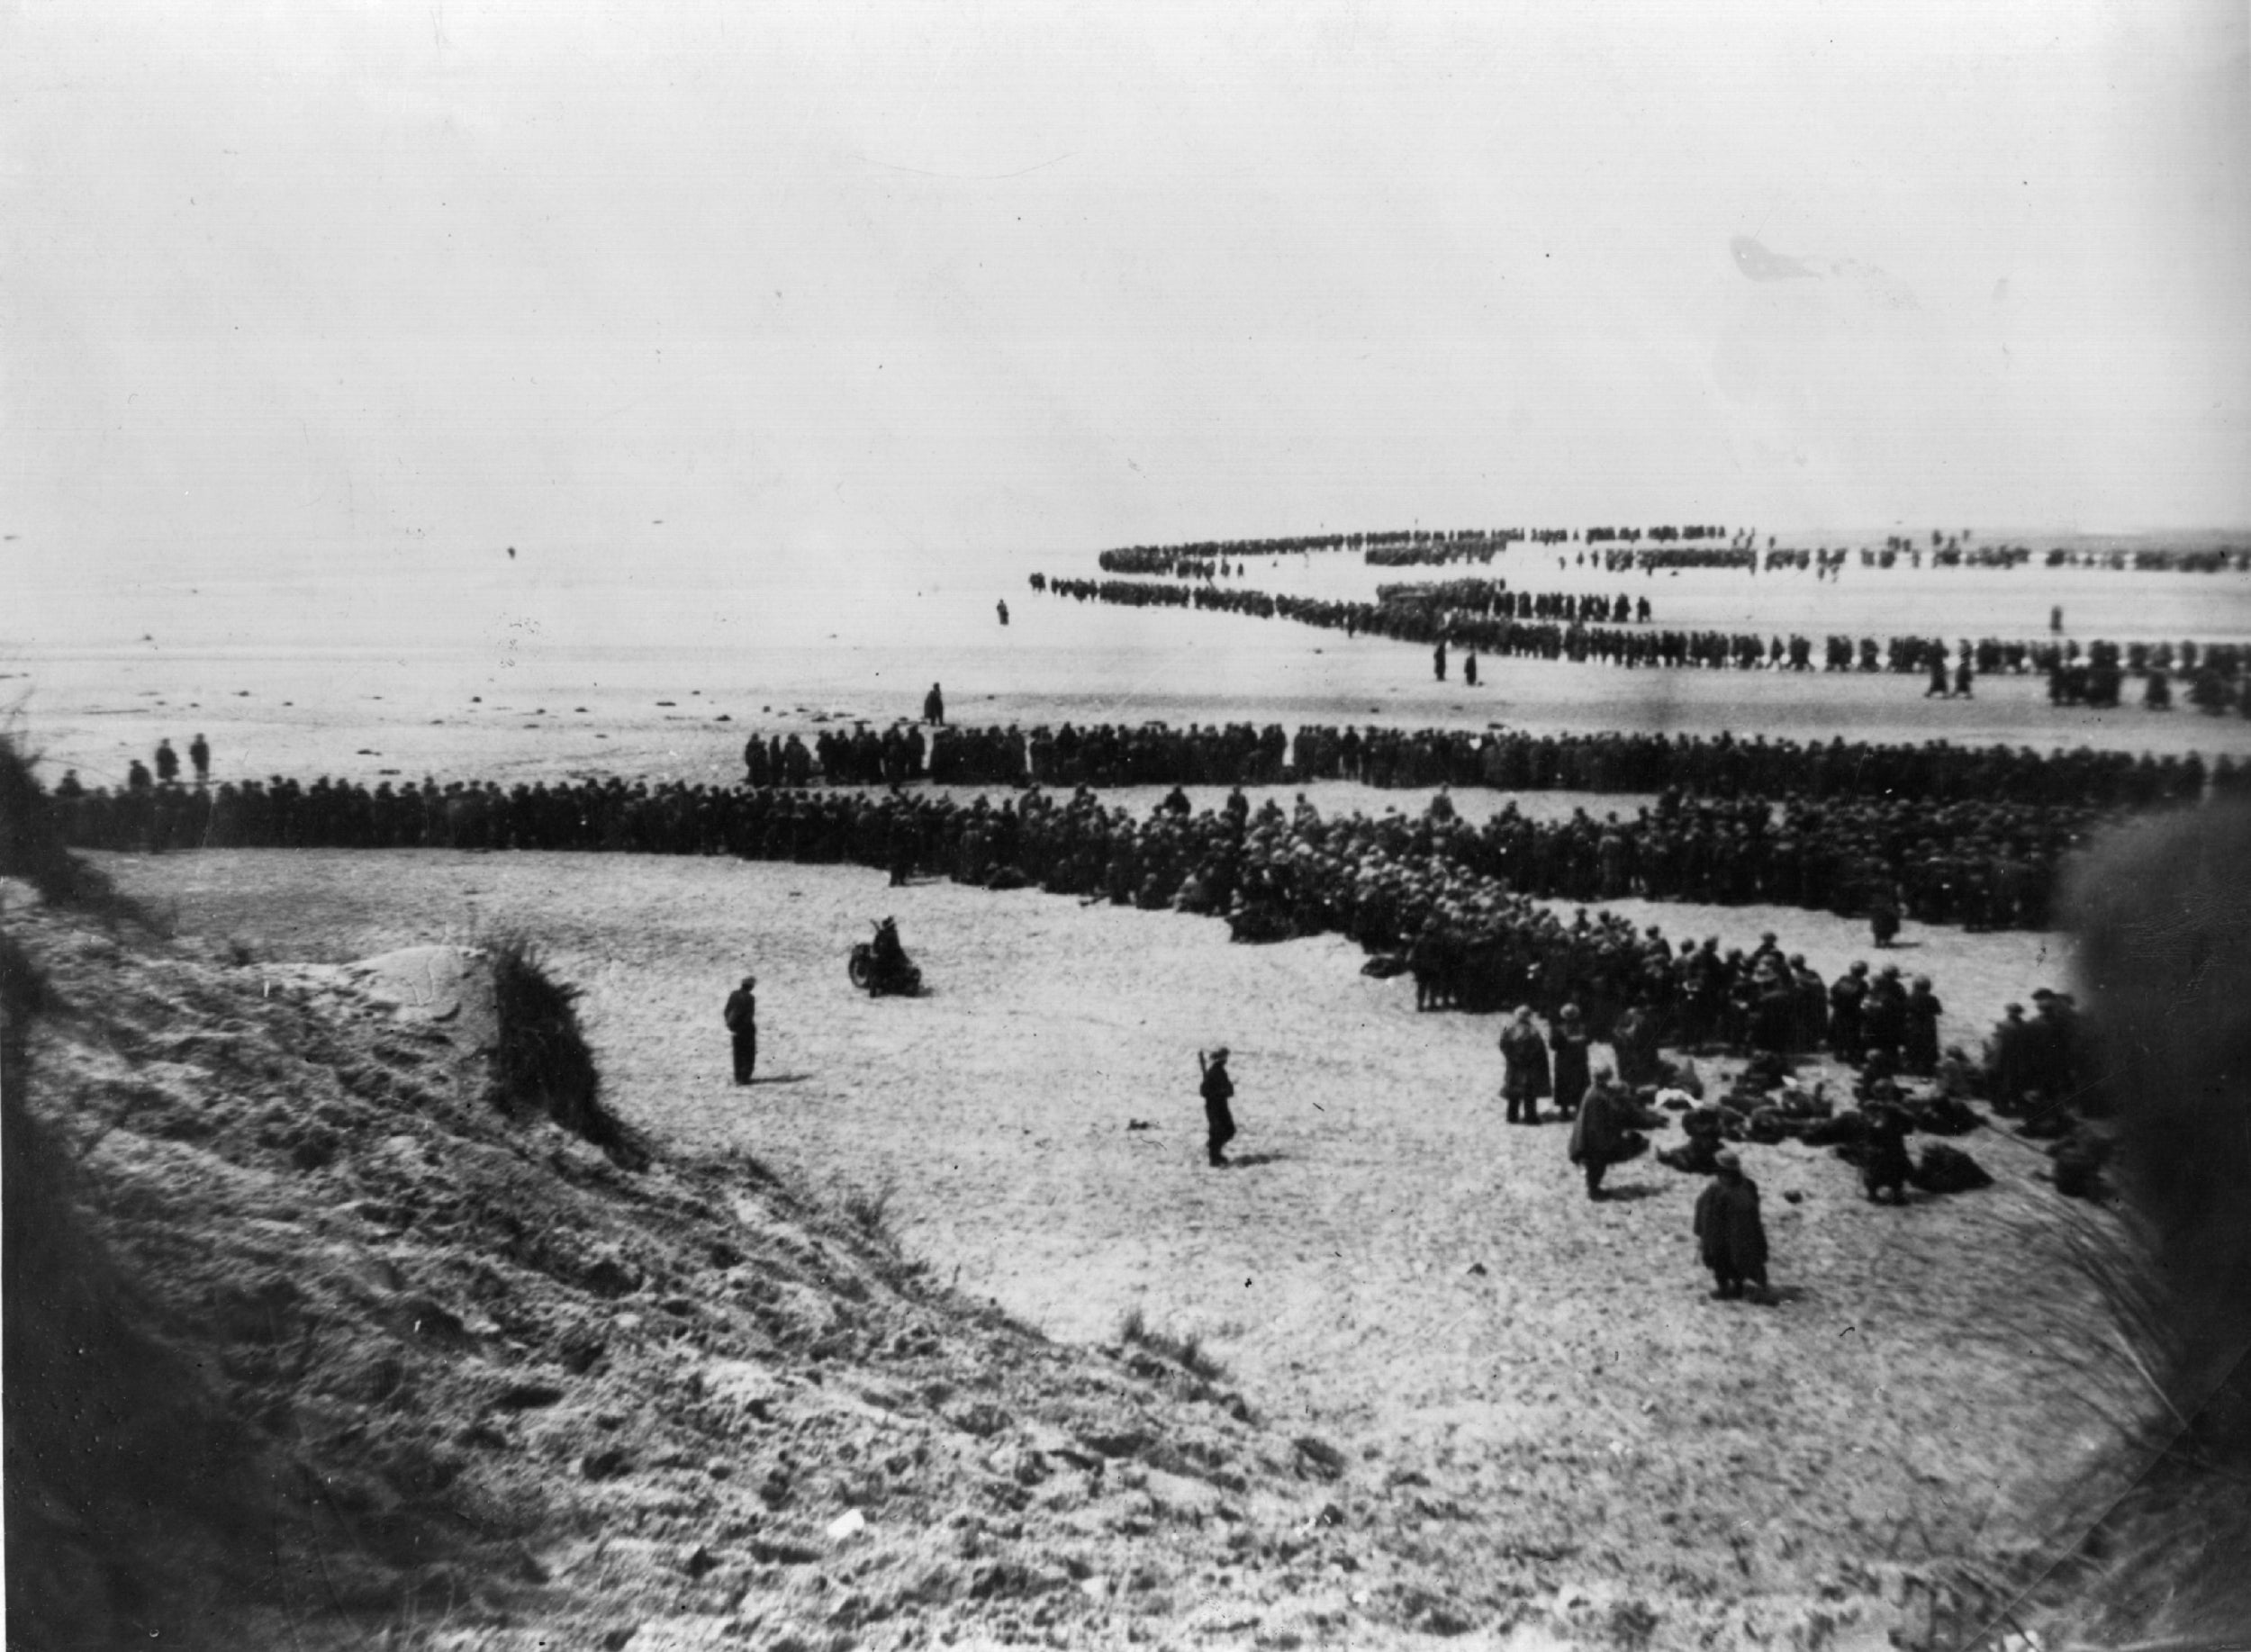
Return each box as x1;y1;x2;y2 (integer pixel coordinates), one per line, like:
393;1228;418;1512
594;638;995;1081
1032;573;2251;709
50;722;2232;938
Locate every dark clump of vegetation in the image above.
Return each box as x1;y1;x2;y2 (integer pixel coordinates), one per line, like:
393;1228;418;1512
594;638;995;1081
486;933;647;1170
835;1177;899;1248
5;928;265;1647
1117;1304;1230;1384
1;730;120;912
2025;801;2251;1641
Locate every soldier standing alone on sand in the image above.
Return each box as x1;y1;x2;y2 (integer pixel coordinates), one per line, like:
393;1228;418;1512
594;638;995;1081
1550;1003;1592;1118
1433;638;1448;682
1694;1149;1770;1302
1499;1006;1551;1125
155;739;180;783
924;682;945;726
724;976;758;1086
1198;1047;1237;1168
189;733;211;784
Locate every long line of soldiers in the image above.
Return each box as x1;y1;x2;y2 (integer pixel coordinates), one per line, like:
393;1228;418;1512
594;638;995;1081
56;712;2235;858
928;718;2222;808
1085;524;2246;574
39;745;2169;942
1039;575;1779;669
1035;573;2251;700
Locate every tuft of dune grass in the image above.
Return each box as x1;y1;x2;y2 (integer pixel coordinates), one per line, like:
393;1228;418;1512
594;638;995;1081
486;932;648;1170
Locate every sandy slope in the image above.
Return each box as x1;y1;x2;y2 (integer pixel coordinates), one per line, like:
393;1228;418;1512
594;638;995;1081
104;844;2108;1642
12;897;1523;1650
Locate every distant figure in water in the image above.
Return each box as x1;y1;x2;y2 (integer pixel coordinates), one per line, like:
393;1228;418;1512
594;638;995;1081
924;682;945;725
996;600;1009;626
724;975;758;1085
1198;1046;1237;1168
2050;605;2064;634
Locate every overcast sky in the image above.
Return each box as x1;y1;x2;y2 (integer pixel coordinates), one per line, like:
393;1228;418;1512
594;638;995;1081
5;0;2246;602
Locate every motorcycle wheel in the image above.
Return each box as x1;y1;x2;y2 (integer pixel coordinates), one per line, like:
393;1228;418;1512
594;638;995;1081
848;948;874;990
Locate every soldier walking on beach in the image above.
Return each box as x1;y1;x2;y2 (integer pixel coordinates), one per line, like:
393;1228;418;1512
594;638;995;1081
1198;1046;1237;1168
155;738;180;783
996;600;1009;626
1694;1149;1769;1302
924;682;945;726
724;975;758;1085
188;733;211;784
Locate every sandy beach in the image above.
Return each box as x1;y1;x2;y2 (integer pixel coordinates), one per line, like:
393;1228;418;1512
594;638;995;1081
101;843;2097;1622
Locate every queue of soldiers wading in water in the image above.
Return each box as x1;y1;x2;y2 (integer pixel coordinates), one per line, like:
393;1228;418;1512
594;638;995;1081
1030;573;2251;714
44;709;2147;1306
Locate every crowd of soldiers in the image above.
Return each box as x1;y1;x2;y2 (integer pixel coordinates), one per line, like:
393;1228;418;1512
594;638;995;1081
42;763;1984;1016
1080;537;1522;581
742;726;927;788
1361;541;1503;567
1596;546;1758;572
2043;546;2251;573
924;718;2223;809
54;710;2236;862
922;743;2119;931
1373;580;1652;626
1097;548;1245;578
35;739;2186;955
1408;792;2079;931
